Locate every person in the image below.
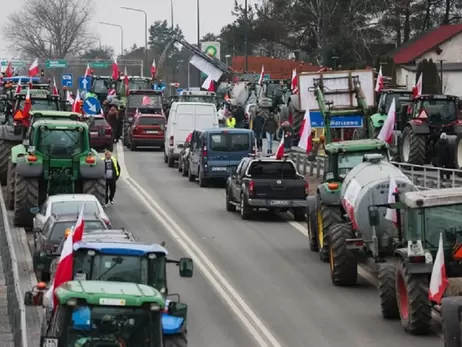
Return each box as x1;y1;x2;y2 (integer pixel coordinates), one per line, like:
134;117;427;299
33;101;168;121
101;150;121;205
252;111;265;151
225;112;236;128
234;105;245;128
278;120;294;152
263;112;278;154
435;132;451;180
107;106;119;142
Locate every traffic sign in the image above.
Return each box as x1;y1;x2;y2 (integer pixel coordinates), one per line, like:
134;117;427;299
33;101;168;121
45;59;68;68
1;60;26;67
82;97;101;115
90;61;109;68
78;76;92;91
61;73;73;87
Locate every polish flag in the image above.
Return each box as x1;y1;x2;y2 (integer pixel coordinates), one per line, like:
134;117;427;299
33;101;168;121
111;59;119;80
123;66;129;96
258;65;264;85
23;87;32;119
107;88;116;97
375;65;384;92
385;176;398;227
84;64;92;77
66;90;74;105
14;78;22;94
298;109;313;153
413;74;423;98
377;98;396;144
291;69;298;94
275;136;285;159
28;58;39;77
429;233;449;304
201;76;215;91
151;59;157;79
4;61;13;78
72;89;82;113
52;77;58;95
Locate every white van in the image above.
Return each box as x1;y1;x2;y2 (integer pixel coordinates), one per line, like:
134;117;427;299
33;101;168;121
164;102;218;167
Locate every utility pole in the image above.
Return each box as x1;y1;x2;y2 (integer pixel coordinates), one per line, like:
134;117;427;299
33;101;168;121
244;0;248;72
438;59;445;93
197;0;201;87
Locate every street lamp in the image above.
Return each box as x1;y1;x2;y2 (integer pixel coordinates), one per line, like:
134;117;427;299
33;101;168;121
121;7;148;76
197;0;201;86
98;22;123;56
170;0;174;28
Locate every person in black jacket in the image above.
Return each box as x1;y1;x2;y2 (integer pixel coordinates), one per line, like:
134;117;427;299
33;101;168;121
278;121;294;151
435;132;451;180
252;112;265;151
263;113;278;154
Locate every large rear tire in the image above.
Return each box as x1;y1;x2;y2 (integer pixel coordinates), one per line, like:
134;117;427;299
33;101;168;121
317;201;342;262
13;175;39;228
0;140;13;186
400;126;426;165
454;135;462;176
6;159;16;210
82;178;106;205
441;297;462;347
395;259;431;334
164;333;187;347
378;263;399;319
307;205;319;252
328;223;357;286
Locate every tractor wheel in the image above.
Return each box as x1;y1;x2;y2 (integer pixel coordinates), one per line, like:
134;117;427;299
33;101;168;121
441;297;462;347
168;155;175;168
307;205;319;252
317;202;343;262
395;259;432;334
13;175;39;228
352;128;367;140
400;126;426;165
6;160;16;211
328;223;357;286
0;140;13;186
164;333;187;347
378;263;399;319
454;135;462;176
82;178;106;205
225;188;236;212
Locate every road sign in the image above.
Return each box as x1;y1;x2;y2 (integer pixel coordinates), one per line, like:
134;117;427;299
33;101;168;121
61;73;73;87
45;59;68;68
90;61;109;68
1;60;26;67
82;97;101;115
310;111;363;128
78;76;92;91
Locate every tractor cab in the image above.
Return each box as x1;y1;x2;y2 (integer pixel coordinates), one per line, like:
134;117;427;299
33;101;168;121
14;89;60;112
376;89;413;129
91;76;115;103
125;76;152;91
407;94;459;127
26;280;168;347
126;90;163;121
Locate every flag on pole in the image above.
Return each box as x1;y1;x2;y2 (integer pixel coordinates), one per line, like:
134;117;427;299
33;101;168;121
291;69;298;94
72;89;82;113
52;77;58;95
84;64;92;77
151;59;157;79
275;136;285;159
4;61;13;78
14;78;22;94
111;59;119;80
375;65;384;92
258;65;265;86
385;176;398;227
377;98;396;144
28;58;39;77
413;74;423;98
298;109;312;153
429;233;449;304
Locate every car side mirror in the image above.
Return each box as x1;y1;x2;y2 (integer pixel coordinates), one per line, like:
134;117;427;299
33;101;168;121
168;301;188;317
30;207;40;215
368;206;380;226
179;257;193;277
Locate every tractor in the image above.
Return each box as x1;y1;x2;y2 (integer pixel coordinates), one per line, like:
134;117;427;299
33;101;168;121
6;117;105;228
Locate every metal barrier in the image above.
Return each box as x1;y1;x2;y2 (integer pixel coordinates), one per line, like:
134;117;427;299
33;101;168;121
0;188;28;347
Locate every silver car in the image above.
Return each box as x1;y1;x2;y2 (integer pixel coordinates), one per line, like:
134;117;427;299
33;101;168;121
33;194;110;230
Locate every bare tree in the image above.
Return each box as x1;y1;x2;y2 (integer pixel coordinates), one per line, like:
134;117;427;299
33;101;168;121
3;0;94;59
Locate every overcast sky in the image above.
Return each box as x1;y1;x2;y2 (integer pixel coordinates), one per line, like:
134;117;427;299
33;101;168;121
0;0;263;58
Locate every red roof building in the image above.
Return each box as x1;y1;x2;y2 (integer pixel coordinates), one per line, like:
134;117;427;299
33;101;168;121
392;24;462;65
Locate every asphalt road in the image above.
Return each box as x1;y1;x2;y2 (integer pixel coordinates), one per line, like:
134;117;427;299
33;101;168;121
115;142;440;347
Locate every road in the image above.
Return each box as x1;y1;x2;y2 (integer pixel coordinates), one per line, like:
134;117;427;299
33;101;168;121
114;142;440;347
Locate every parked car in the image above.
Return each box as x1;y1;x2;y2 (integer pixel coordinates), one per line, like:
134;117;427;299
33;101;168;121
32;194;110;230
32;213;109;282
127;113;166;150
89;115;113;151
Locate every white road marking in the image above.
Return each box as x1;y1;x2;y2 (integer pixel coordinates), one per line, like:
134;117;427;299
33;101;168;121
116;143;282;347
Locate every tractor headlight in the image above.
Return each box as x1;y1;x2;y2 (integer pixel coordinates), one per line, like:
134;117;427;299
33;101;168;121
78;127;83;132
150;303;161;311
67;299;77;306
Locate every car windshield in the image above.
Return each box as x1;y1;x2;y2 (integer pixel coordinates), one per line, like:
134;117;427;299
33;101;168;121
67;305;161;347
50;220;106;241
337;151;389;177
73;253;166;290
93;79;108;94
209;133;251;152
248;161;297;179
128;95;162;109
51;201;100;215
178;95;216;103
19;98;58;111
37;129;83;157
421;204;462;249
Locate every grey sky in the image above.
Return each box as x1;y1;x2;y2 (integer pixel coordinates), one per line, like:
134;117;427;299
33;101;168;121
0;0;262;58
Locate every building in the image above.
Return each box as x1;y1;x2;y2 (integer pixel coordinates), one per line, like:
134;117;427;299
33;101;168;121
391;24;462;96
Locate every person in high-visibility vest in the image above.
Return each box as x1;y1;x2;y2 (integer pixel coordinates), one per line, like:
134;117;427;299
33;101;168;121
225;114;236;128
101;150;121;205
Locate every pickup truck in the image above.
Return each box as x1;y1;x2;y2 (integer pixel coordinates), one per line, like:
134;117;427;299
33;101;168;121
225;156;308;220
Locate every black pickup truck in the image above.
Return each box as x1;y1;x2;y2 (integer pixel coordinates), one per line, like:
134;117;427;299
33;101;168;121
225;156;308;220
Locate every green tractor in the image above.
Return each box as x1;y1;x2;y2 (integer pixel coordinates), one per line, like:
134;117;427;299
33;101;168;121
6;116;105;227
306;139;390;261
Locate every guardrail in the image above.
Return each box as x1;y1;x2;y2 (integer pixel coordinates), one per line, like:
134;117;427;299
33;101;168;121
0;189;28;347
287;147;462;189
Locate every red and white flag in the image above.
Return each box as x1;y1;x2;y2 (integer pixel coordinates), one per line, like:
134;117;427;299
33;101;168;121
201;76;215;91
275;136;285;159
72;89;81;113
52;76;58;95
377;98;396;144
28;58;39;77
4;61;13;78
111;59;119;80
258;65;264;86
84;64;92;77
429;233;449;304
151;59;157;79
413;74;423;98
107;88;116;97
14;78;22;94
46;207;85;309
291;69;298;94
375;65;384;93
298;109;312;153
66;90;74;105
385;176;398;227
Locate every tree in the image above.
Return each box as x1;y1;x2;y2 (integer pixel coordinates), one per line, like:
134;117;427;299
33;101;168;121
416;59;441;94
80;46;114;60
148;20;183;57
3;0;94;59
202;33;219;41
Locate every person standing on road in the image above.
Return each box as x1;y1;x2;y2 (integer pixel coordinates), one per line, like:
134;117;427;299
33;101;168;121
252;112;265;151
278;120;294;152
263;113;278;154
101;150;121;206
435;132;451;180
107;106;119;143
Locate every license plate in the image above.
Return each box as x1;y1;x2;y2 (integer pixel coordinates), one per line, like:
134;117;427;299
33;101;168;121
145;130;158;134
211;167;226;171
270;200;289;205
90;132;98;137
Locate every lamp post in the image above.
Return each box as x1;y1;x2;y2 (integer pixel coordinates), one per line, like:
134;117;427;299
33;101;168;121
98;22;123;56
170;0;174;28
197;0;201;86
121;7;148;76
244;0;248;72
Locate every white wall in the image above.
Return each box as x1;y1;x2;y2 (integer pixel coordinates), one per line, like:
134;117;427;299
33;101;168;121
418;33;462;63
395;67;416;89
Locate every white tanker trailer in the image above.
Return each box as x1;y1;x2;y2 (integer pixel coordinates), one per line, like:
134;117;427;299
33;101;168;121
327;154;418;286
